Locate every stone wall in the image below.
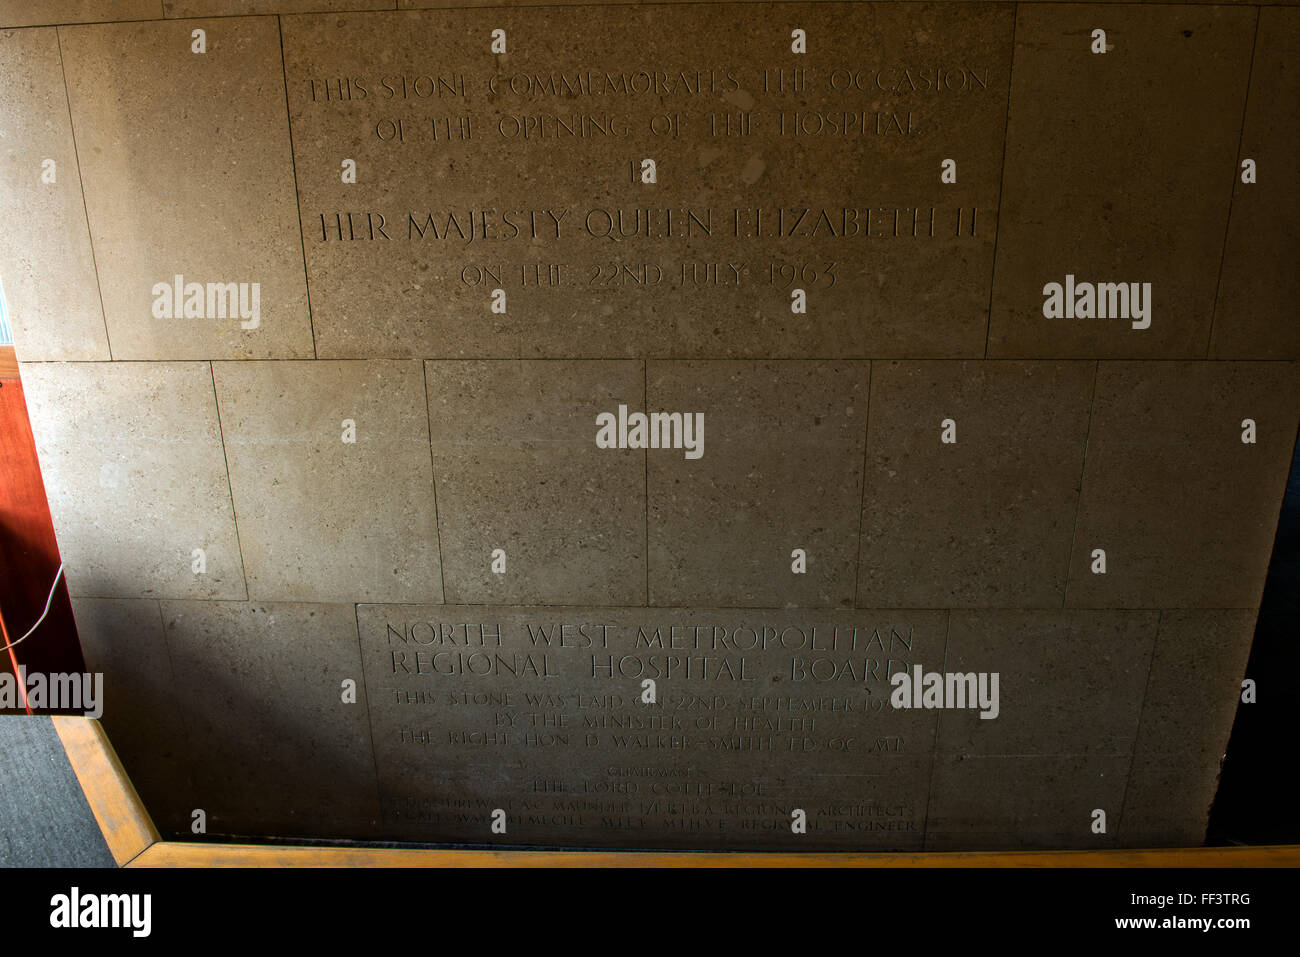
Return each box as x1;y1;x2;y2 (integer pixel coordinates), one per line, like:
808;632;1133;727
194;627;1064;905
2;0;1297;849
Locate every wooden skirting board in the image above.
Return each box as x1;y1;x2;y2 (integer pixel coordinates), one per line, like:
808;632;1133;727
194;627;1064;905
49;716;158;866
50;716;1300;869
128;842;1300;869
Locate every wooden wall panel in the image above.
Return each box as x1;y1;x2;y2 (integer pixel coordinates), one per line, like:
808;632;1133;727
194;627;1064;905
0;349;84;698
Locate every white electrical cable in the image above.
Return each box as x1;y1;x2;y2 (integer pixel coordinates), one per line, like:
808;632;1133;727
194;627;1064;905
0;563;65;652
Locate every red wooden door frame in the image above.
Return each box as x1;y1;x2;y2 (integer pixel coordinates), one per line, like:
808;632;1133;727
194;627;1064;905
0;346;84;706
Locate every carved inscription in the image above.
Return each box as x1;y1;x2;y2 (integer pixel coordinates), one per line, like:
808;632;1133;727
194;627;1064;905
281;4;1014;356
359;606;945;849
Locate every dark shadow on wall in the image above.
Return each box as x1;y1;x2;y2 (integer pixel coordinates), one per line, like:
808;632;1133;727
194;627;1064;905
75;604;382;844
1208;428;1300;845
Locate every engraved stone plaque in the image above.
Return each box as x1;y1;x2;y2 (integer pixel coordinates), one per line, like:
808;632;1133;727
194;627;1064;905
358;604;944;849
281;3;1013;358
